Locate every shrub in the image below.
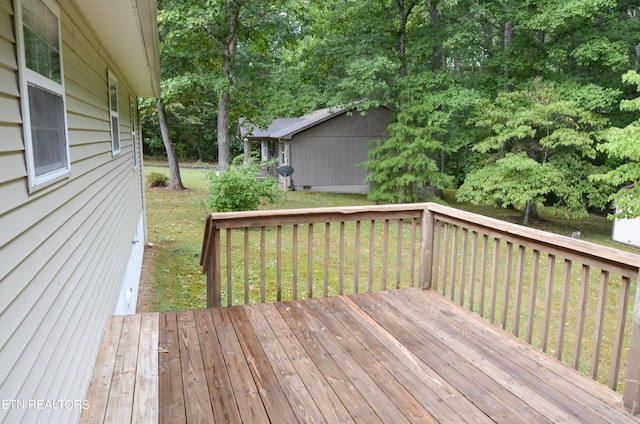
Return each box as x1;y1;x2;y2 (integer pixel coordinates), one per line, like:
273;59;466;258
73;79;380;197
207;161;281;212
147;171;169;187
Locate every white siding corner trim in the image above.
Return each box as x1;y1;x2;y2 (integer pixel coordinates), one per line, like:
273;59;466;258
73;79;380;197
113;213;145;315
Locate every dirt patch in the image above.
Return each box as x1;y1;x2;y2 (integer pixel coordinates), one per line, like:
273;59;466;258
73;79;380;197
136;244;157;313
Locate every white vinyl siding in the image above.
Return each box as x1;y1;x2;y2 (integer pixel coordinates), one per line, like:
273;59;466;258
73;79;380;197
0;0;147;422
16;0;71;189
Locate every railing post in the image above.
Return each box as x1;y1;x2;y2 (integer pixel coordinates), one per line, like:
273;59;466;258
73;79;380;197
623;270;640;415
206;223;222;308
419;205;435;290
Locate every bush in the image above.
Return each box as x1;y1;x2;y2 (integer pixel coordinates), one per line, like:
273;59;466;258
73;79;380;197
207;162;281;212
147;171;169;187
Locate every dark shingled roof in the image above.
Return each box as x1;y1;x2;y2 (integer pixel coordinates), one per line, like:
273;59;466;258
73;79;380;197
239;106;347;140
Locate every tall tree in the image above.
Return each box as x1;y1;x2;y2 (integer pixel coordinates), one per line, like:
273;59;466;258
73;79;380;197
457;80;609;224
157;99;185;189
592;70;640;218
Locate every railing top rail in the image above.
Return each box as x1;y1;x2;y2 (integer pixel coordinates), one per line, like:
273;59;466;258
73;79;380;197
206;203;428;229
426;202;640;271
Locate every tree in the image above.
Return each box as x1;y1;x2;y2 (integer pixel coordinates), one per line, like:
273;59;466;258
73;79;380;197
457;80;609;225
157;99;185;189
592;70;640;218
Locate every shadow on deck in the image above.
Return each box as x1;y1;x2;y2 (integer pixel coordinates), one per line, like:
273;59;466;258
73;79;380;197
80;288;639;423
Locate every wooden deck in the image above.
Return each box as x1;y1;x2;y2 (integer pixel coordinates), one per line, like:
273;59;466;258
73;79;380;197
80;288;640;423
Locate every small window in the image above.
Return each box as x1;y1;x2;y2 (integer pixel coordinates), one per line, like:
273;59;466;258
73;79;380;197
17;0;70;189
109;71;120;155
130;97;138;169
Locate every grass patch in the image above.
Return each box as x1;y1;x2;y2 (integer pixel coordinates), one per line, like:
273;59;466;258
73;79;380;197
142;165;375;311
143;166;637;312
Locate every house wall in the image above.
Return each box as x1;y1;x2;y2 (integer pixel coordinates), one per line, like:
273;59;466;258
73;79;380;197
0;0;145;422
289;107;389;194
612;215;640;248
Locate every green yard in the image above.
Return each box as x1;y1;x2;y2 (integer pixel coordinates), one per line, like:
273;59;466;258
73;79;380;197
139;164;636;312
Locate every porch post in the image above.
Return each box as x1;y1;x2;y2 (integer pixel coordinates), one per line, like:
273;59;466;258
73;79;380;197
243;138;251;164
624;270;640;415
206;223;222;308
419;204;435;290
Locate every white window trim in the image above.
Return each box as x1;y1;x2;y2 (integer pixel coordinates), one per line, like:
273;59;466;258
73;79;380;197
109;70;120;155
15;0;71;190
131;97;138;169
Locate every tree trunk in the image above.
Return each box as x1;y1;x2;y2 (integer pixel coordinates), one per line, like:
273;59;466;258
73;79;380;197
504;20;514;91
157;100;185;190
430;1;443;71
523;199;537;226
217;91;231;172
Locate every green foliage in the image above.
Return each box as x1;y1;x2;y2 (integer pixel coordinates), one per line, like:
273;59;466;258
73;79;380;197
591;71;640;219
458;81;610;218
147;171;169;187
207;162;281;212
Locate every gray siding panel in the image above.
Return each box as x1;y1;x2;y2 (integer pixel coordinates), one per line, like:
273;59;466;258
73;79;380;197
290;107;389;191
0;1;147;422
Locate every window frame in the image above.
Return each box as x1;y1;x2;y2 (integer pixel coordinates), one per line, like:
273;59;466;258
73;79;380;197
108;70;120;155
15;0;71;190
130;97;138;169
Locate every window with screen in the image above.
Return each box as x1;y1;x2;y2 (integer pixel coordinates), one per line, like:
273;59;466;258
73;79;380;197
109;72;120;154
18;0;70;189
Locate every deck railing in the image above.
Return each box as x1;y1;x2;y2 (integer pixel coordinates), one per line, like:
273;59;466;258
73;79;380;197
201;202;640;413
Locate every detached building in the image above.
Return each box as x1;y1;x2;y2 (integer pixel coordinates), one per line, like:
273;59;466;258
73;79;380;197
239;106;390;194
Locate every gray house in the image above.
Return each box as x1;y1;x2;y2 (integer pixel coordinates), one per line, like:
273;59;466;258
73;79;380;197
239;106;390;194
0;0;159;422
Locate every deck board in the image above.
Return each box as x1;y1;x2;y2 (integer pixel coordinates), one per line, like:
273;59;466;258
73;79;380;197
82;288;640;423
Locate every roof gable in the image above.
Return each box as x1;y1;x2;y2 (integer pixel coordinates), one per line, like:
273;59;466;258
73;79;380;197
239;106;349;140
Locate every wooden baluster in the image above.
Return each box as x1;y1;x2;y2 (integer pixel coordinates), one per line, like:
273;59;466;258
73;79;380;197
623;271;640;414
590;271;609;380
469;231;478;312
292;224;298;300
395;219;403;289
512;245;525;337
442;224;450;297
610;276;631;390
276;225;282;302
226;229;232;306
450;225;459;301
571;264;590;370
308;223;314;298
354;220;361;294
382;219;389;291
430;219;440;291
324;222;330;297
368;220;375;292
541;254;556;353
501;241;513;330
525;250;541;344
411;217;419;288
459;228;469;307
556;259;572;361
260;227;266;303
479;234;489;318
242;228;249;304
490;237;501;325
339;221;345;295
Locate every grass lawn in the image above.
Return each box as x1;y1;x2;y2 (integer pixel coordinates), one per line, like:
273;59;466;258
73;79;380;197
138;165;375;311
139;164;637;312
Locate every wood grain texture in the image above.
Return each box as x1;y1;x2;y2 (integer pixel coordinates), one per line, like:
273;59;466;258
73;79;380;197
83;288;640;423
